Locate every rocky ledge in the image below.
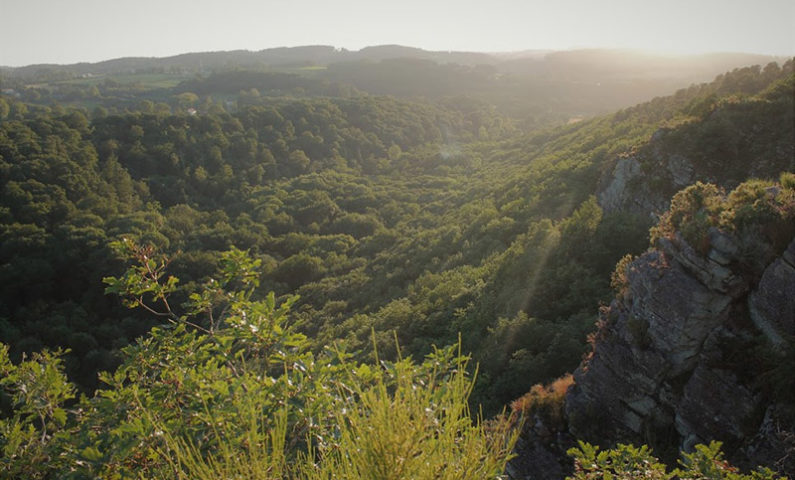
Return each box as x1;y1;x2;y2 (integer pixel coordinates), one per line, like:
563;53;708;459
565;230;794;475
509;173;795;479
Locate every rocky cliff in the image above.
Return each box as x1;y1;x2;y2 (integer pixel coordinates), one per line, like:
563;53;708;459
508;176;795;479
566;177;795;476
566;236;794;471
508;69;794;479
598;71;795;220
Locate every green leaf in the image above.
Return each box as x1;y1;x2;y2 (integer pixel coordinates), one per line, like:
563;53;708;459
52;407;67;426
80;446;104;462
212;380;229;396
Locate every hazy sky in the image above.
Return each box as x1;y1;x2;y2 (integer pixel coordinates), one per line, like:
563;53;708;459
2;0;793;66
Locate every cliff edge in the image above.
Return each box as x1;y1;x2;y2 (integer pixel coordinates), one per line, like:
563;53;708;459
566;177;795;475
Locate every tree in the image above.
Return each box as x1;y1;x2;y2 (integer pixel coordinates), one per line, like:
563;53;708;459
286;149;311;176
0;240;518;478
274;252;325;290
174;92;199;110
0;97;9;119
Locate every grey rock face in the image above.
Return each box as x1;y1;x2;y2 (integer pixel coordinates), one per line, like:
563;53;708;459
676;364;759;447
667;154;695;188
749;239;795;346
596;130;687;217
598;156;642;213
564;230;795;476
506;432;574;480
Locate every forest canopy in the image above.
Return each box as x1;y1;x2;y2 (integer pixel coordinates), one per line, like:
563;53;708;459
0;51;793;478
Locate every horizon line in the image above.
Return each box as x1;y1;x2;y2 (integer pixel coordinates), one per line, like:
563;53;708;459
2;44;792;70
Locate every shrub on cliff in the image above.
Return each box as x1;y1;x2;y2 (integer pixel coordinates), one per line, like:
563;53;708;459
567;441;786;479
510;374;573;432
651;173;795;256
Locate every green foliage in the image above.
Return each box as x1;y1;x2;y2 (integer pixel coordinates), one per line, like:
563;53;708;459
652;182;724;251
275;253;326;290
568;441;669;479
652;176;795;257
0;344;75;479
300;346;517;480
103;238;179;315
155;406;290;480
0;243;518;478
567;441;786;480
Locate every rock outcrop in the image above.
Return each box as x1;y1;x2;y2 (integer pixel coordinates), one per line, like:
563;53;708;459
596;124;709;219
597;97;795;219
749;241;795;346
597;151;675;218
509;194;795;480
564;232;795;475
509;77;795;478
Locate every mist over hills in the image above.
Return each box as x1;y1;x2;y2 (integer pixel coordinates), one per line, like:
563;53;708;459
2;44;781;80
2;45;785;129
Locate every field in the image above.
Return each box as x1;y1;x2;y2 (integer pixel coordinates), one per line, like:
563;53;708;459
56;72;192;89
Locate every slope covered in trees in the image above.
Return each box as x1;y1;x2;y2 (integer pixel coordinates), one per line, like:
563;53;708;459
1;60;792;398
2;241;784;478
2;47;783;128
0;54;793;477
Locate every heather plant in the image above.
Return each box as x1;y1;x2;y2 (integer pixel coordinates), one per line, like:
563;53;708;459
510;374;573;431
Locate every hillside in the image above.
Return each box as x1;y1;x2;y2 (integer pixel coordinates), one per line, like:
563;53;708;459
0;54;793;478
1;47;784;127
569;176;795;472
509;174;795;479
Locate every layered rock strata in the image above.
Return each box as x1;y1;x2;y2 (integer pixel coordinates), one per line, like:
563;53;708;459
565;234;795;474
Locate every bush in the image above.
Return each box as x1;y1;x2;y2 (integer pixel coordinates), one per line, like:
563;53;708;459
651;176;795;256
300;347;518;480
0;242;519;479
510;374;574;430
651;181;724;252
567;441;786;480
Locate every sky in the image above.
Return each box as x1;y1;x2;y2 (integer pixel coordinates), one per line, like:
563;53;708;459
1;0;793;66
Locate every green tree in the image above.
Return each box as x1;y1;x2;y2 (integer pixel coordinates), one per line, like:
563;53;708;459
0;240;518;478
286;149;311;176
0;97;9;119
174;92;199;110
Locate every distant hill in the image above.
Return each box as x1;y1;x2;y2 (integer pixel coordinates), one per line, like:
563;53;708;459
3;46;786;128
498;49;785;88
0;45;496;78
1;45;783;81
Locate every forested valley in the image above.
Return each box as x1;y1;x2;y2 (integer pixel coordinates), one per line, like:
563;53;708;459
0;48;793;478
